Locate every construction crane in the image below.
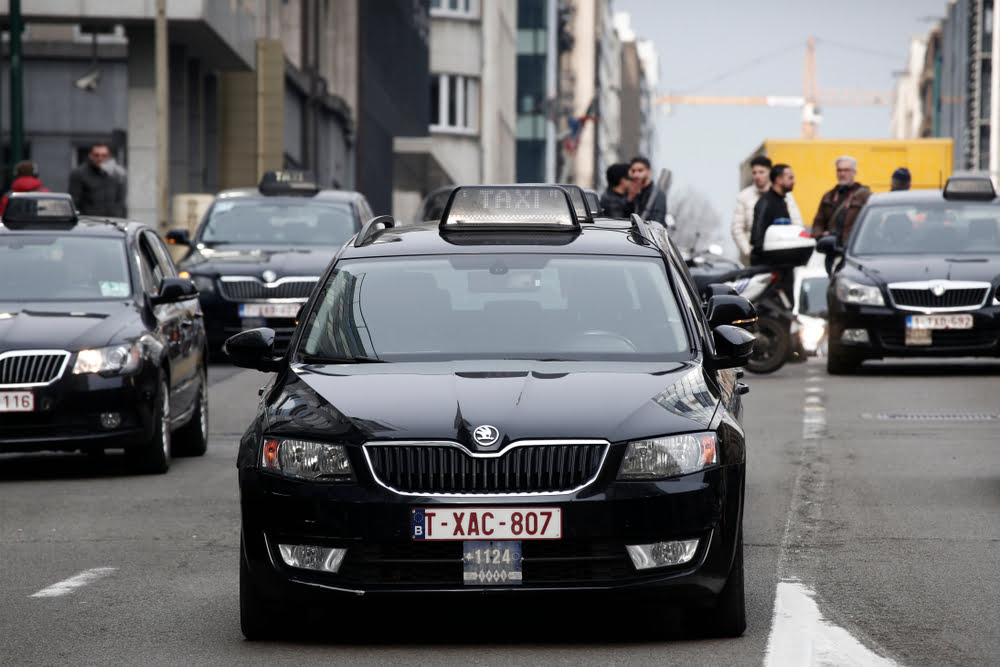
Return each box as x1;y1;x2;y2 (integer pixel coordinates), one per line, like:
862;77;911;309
655;38;892;138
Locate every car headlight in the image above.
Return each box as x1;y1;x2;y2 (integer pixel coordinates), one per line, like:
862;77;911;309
262;438;353;481
618;433;717;480
72;344;141;376
835;277;885;306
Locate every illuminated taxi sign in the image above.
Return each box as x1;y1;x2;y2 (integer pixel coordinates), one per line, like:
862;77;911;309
258;170;320;196
1;192;78;229
439;186;579;229
943;172;996;201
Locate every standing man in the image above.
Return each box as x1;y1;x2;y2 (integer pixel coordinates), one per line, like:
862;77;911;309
599;162;631;218
812;156;871;273
890;167;911;191
732;156;804;266
68;142;127;218
627;156;667;225
750;164;796;267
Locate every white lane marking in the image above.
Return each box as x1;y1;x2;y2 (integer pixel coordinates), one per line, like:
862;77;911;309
764;581;898;666
30;567;117;598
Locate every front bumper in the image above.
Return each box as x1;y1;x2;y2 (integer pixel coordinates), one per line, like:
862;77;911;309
0;368;158;452
239;463;744;603
829;302;1000;359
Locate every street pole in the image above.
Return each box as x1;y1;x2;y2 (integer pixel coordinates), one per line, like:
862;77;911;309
10;0;25;165
155;0;169;234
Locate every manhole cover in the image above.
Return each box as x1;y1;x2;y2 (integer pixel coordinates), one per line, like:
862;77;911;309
874;413;1000;422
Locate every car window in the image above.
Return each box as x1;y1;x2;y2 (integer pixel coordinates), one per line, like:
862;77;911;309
0;234;131;301
144;231;177;279
299;254;691;362
199;199;358;245
851;203;1000;255
138;235;165;295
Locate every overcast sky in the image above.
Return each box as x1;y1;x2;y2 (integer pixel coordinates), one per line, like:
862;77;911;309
614;0;949;252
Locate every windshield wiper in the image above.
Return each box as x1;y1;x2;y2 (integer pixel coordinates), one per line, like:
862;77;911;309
299;354;385;364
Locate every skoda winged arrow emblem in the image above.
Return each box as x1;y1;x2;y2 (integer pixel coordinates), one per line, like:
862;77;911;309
473;425;500;447
930;280;947;297
262;270;278;284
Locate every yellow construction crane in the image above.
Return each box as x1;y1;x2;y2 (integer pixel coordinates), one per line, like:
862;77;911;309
655;38;892;138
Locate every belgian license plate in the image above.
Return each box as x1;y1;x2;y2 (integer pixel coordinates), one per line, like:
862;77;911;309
463;541;522;585
0;390;34;412
906;314;973;330
411;508;561;541
238;303;300;319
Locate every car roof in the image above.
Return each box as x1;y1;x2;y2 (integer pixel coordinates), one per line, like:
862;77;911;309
215;188;366;204
0;216;146;238
865;189;1000;205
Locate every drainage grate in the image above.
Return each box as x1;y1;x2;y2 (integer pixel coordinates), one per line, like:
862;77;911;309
875;412;1000;422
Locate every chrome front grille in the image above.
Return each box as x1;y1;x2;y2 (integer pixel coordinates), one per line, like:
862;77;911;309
0;350;70;387
888;281;990;312
218;276;318;302
364;441;608;495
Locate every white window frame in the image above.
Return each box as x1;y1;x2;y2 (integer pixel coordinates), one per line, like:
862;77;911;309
430;74;480;134
429;0;480;19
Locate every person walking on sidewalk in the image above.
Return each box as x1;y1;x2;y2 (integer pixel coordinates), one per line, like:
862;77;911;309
68;142;127;218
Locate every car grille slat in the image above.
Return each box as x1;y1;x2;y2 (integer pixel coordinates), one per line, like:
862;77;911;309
0;351;69;387
218;278;317;301
367;442;606;495
889;287;988;310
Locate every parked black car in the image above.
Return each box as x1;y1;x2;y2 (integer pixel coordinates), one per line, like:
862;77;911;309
818;172;1000;374
167;171;375;354
0;192;208;473
226;185;756;640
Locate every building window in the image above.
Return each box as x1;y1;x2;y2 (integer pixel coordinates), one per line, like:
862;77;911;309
430;0;480;18
430;74;479;132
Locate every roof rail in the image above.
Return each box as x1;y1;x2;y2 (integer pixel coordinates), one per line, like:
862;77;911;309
629;213;654;245
354;215;397;247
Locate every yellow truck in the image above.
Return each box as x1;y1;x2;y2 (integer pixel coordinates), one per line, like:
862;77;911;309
740;138;954;229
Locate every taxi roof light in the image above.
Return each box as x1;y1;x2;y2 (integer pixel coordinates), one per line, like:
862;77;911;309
258;170;320;196
439;185;580;230
0;193;78;229
943;172;996;201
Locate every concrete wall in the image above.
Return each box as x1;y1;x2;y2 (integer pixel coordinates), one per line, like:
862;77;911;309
481;0;517;184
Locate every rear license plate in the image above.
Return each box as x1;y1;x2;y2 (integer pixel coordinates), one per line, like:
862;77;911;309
0;390;34;412
906;314;973;330
238;303;300;319
463;541;522;585
411;508;561;541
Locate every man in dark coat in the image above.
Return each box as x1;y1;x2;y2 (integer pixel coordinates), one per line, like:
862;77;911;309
627;156;667;225
599;162;631;218
68;142;126;217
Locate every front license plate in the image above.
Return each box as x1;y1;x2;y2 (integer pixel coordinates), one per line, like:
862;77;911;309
0;390;34;412
238;303;300;319
906;314;973;330
411;507;561;541
463;541;522;585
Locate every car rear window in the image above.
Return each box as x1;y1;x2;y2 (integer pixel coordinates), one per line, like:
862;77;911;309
200;199;357;245
851;203;1000;255
0;235;131;301
298;254;691;361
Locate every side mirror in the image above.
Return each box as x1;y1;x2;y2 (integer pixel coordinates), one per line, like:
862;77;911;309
815;235;841;255
706;295;757;329
707;324;756;370
701;282;739;303
151;276;199;305
224;328;282;372
165;228;192;246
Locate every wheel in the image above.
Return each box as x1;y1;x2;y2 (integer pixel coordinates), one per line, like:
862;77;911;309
240;537;289;640
128;376;171;474
826;342;861;375
746;316;790;374
684;530;746;638
173;366;209;457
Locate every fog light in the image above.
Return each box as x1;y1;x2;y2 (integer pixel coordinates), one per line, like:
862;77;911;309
278;544;346;573
626;539;699;570
100;412;122;429
841;328;870;343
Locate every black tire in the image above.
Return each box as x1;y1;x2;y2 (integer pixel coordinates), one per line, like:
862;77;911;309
240;538;288;641
826;342;861;375
746;316;791;374
128;376;171;474
712;531;747;637
173;367;209;457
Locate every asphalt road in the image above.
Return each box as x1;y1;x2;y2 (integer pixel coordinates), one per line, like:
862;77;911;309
1;358;998;666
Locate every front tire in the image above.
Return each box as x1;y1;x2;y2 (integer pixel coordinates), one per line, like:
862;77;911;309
173;366;208;457
128;376;171;474
685;530;746;638
240;537;290;640
826;342;862;375
746;316;790;374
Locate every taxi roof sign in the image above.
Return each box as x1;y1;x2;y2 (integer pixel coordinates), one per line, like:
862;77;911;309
439;185;579;230
1;192;78;229
258;170;320;196
943;172;996;201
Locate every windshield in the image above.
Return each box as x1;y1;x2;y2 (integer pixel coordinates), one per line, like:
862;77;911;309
850;203;1000;255
0;235;131;301
200;199;357;245
298;254;691;361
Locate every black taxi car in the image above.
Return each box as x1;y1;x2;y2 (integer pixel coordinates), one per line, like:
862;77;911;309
225;186;756;640
167;171;374;353
818;172;1000;373
0;193;208;473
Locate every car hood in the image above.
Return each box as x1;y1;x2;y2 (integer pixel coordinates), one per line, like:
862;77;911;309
179;245;337;277
0;301;138;352
848;254;1000;285
265;361;723;449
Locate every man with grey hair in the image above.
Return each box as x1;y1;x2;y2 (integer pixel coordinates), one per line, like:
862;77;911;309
812;155;871;272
